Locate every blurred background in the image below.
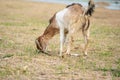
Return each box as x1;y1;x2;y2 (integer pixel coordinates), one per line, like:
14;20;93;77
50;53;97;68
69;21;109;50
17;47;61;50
32;0;120;10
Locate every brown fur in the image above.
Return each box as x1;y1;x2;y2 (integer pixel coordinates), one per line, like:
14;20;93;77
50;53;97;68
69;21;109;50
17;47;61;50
35;14;59;52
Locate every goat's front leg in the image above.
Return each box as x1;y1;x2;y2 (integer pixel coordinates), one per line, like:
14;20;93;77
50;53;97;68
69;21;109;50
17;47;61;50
59;28;65;57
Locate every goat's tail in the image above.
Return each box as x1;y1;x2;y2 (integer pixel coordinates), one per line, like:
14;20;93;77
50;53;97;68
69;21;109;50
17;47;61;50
84;0;95;16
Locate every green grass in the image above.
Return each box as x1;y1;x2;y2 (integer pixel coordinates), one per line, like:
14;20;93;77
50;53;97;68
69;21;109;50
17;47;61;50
99;51;112;57
0;66;30;78
97;67;120;77
2;54;14;58
0;36;18;48
0;22;28;26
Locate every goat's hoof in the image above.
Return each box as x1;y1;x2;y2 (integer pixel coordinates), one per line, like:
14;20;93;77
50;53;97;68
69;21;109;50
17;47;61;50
71;53;80;57
59;54;64;58
59;55;64;58
84;53;87;56
66;53;71;57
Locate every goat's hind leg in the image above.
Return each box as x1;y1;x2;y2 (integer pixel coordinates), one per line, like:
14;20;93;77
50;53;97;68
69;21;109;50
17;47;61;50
82;29;90;56
65;32;73;55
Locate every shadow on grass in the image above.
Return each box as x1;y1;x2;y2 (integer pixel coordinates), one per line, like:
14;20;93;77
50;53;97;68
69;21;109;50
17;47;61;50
36;50;52;56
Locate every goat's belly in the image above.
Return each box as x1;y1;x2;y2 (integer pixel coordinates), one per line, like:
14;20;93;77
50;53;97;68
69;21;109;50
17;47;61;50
56;8;69;28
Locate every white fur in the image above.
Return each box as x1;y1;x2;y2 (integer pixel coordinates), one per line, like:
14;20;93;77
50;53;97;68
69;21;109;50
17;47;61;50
56;8;69;56
56;8;68;28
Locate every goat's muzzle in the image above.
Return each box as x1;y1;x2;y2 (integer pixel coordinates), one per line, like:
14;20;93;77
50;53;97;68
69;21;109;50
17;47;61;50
35;37;47;52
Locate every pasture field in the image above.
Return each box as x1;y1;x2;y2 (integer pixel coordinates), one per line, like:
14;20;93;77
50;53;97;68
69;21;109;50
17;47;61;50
0;0;120;80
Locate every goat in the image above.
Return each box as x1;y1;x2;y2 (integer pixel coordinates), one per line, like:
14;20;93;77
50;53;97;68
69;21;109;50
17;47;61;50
35;0;95;57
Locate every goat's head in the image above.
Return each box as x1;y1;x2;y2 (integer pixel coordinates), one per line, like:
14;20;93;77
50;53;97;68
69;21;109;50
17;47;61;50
35;36;47;52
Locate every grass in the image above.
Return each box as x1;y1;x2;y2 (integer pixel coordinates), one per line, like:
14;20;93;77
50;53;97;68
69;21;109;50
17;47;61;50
0;66;30;78
0;0;120;80
2;54;14;58
97;67;120;77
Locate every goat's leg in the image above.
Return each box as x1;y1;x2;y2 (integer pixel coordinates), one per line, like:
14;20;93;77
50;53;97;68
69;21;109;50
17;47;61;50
59;28;65;57
64;30;68;43
66;33;72;55
82;29;90;56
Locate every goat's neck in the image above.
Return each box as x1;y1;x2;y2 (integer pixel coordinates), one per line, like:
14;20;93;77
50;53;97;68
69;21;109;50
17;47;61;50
42;24;59;41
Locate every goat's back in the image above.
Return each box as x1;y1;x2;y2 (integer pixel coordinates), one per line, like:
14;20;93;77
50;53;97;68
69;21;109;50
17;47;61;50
55;3;85;30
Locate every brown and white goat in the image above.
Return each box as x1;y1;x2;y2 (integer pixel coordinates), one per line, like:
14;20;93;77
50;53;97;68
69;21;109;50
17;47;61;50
35;0;95;56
